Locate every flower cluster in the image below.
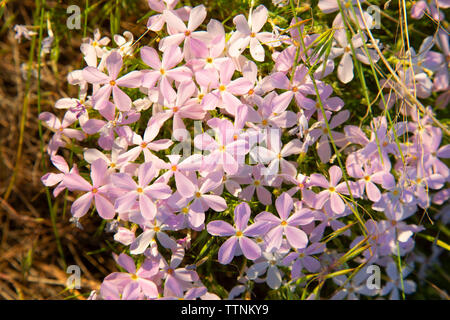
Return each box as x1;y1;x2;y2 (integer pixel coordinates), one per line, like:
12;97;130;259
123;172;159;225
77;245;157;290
38;0;449;300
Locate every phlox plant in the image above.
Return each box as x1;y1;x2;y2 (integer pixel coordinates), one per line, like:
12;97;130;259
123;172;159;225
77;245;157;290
32;0;450;300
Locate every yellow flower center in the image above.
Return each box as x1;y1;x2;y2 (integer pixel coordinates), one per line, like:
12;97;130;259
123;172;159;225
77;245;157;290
137;187;143;193
141;142;148;148
92;187;98;194
206;57;213;63
184;30;191;37
109;80;116;86
281;220;288;226
160;68;165;75
236;230;243;237
248;88;254;95
364;176;371;181
250;32;256;38
219;84;226;92
292;86;298;92
219;145;226;152
172;106;179;113
328;186;335;192
195;192;202;198
171;165;178;172
262;119;268;126
154;226;160;232
130;274;138;280
182;207;189;214
254;180;260;186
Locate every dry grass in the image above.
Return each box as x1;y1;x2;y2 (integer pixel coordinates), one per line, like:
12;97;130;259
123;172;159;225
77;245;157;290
0;0;130;300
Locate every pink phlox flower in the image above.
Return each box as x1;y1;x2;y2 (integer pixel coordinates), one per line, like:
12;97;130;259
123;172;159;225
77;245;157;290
347;160;395;202
113;31;134;57
405;164;445;208
165;191;206;231
331;265;379;299
188;20;228;72
112;162;172;220
101;253;160;300
250;130;303;178
159;80;206;140
39;110;86;155
63;158;115;219
207;202;267;264
229;5;281;62
380;261;416;300
254;192;311;251
41;155;79;197
184;173;228;215
146;0;191;32
309;200;352;242
309;109;349;163
246;91;297;129
237;164;273;206
140;45;192;102
83;137;130;173
194;118;249;175
158;154;202;198
82;51;142;111
82;28;110;58
54;94;90;126
160;4;209;60
246;250;288;289
117;114;173;164
271;65;316;110
128;216;178;255
282;242;326;278
309;165;360;214
161;246;199;297
330;30;379;83
82;100;140;150
411;0;448;21
196;58;253;115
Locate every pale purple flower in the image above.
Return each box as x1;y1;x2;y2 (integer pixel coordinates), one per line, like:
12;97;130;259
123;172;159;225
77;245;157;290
39;111;86;155
82;51;142;111
195;58;253;115
309;165;359;214
63;158;115;219
207;202;267;264
229;5;280;61
140;45;192;102
101;253;159;299
160;5;208;60
330;30;379;83
161;247;199;297
194;118;249;175
112;162;172;220
255;192;312;251
41;155;78;197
